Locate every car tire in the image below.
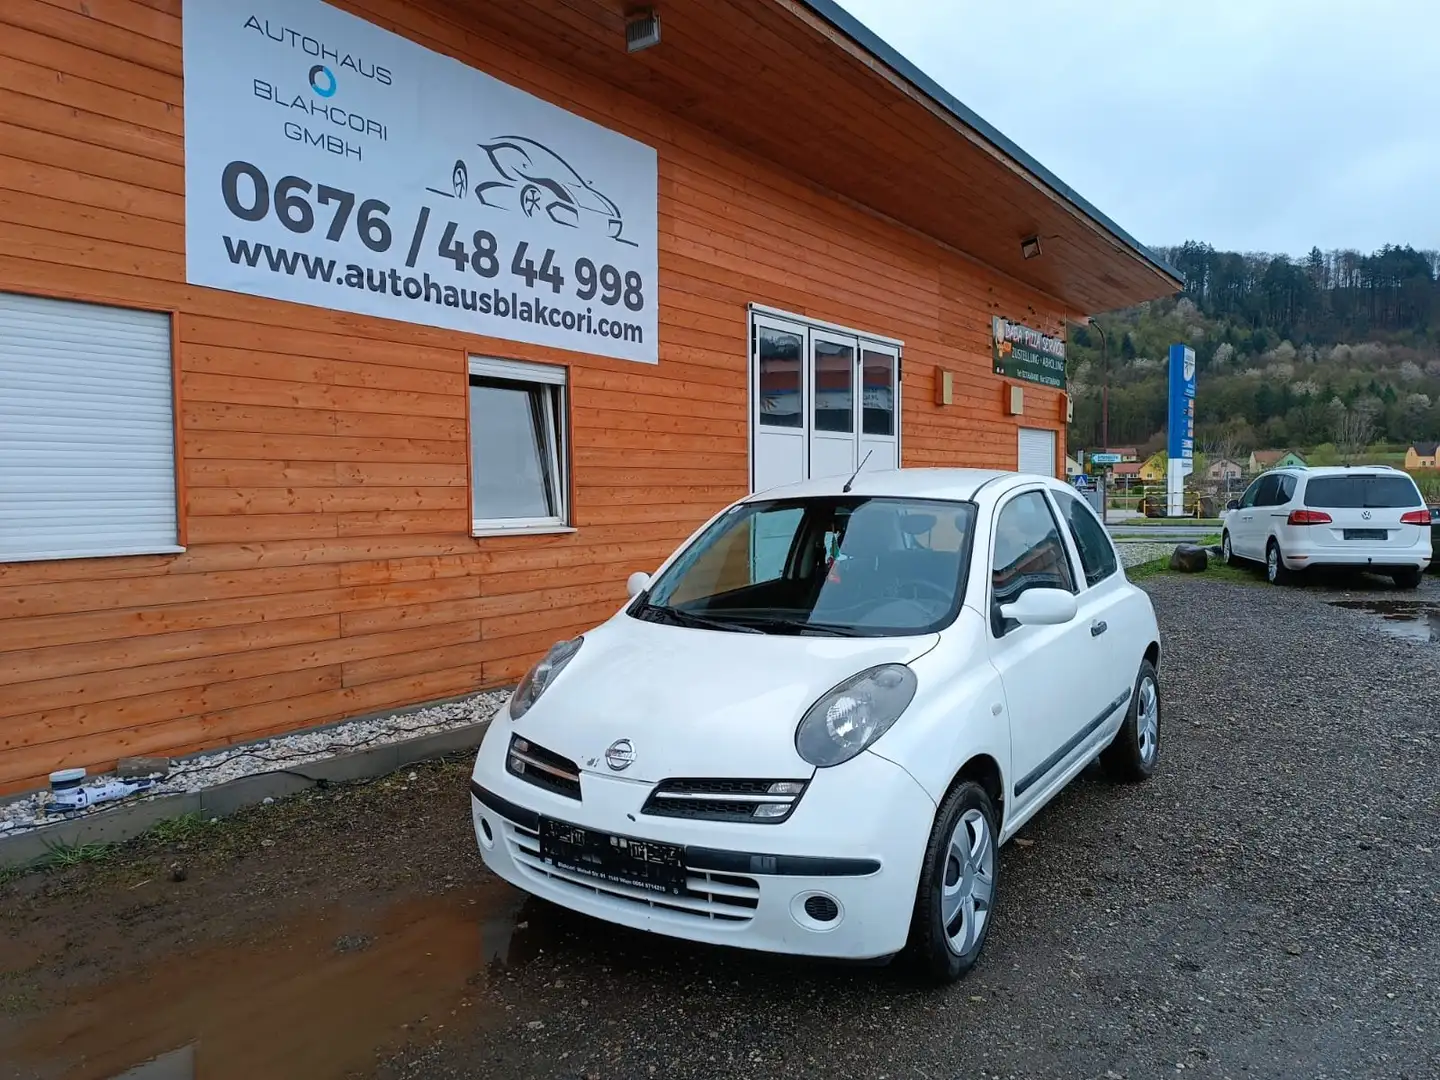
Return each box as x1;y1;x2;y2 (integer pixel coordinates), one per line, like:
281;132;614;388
1392;567;1422;590
1266;540;1292;585
905;780;999;984
1101;658;1161;783
1221;531;1235;565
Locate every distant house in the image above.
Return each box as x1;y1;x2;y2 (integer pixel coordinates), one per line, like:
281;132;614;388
1249;449;1306;472
1104;447;1140;463
1405;442;1439;469
1205;457;1244;481
1138;452;1167;482
1064;454;1082;477
1112;462;1142;481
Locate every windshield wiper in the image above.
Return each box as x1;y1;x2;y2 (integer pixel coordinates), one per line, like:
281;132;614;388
634;603;763;634
723;615;868;637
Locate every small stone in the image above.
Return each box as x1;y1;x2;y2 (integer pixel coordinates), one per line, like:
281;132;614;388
553;978;567;989
262;797;274;805
526;1020;545;1030
1013;837;1035;848
260;839;274;847
1285;943;1303;955
169;862;188;882
407;772;418;781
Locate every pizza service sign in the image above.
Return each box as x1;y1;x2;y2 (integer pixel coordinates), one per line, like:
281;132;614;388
182;0;660;363
991;317;1066;390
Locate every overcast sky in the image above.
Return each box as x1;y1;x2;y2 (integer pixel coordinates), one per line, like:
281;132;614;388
834;0;1440;258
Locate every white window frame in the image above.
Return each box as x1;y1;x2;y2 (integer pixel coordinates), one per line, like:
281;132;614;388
467;356;573;537
0;292;182;564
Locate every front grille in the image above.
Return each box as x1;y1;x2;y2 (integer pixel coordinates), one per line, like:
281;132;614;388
503;820;760;923
506;735;581;800
641;777;809;824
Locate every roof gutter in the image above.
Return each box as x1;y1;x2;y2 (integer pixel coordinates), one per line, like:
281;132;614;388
791;0;1184;287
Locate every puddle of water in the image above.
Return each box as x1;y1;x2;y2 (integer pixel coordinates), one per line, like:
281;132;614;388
2;883;542;1080
1328;600;1440;643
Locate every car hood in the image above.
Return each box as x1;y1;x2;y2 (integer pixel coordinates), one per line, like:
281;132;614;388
511;614;939;782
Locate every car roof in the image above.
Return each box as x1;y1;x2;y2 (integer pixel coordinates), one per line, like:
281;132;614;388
1275;465;1405;478
745;467;1063;503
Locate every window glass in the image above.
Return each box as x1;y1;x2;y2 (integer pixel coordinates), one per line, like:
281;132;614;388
1252;475;1280;507
861;347;895;436
1054;491;1118;587
757;327;803;429
469;366;566;527
813;338;854;433
1275;475;1297;504
640;497;976;636
991;492;1076;633
1239;478;1262;509
1304;475;1423;509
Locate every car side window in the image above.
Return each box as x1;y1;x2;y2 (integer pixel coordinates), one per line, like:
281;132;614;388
1275;475;1297;505
1054;491;1118;587
1252;475;1279;507
991;491;1076;636
1239;478;1262;509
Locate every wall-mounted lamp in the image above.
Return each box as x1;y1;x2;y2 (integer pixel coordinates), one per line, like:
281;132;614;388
1020;235;1042;260
626;8;661;52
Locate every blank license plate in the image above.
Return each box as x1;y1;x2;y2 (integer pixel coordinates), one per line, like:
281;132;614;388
1343;529;1387;540
539;818;686;895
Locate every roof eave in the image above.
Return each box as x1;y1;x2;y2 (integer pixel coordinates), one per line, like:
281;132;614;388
794;0;1184;290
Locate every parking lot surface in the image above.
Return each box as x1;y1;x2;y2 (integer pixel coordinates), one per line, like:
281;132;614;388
2;573;1437;1080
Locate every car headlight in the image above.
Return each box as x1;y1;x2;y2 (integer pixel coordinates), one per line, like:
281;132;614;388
508;637;583;721
794;664;917;768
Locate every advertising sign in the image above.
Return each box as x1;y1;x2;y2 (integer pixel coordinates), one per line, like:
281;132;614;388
992;317;1066;390
1090;452;1122;465
1167;344;1197;462
182;0;659;363
1167;343;1197;515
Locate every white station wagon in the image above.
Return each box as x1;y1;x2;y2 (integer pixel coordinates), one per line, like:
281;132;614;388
469;469;1162;981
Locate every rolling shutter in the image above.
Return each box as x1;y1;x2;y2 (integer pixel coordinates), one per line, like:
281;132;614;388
0;293;180;563
1017;427;1058;477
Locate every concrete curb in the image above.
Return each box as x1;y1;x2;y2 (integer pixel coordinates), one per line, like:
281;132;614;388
0;716;493;870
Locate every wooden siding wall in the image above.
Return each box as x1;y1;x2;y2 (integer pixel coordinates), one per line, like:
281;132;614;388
0;0;1067;793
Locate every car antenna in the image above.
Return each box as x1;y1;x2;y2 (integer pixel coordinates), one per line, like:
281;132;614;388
842;450;874;493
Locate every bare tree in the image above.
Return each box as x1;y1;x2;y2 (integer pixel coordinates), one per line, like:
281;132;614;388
1333;401;1377;462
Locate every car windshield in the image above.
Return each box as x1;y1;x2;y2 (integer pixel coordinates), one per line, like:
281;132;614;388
1304;475;1423;509
634;496;977;637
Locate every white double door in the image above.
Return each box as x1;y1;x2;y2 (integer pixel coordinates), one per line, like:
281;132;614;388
751;313;899;493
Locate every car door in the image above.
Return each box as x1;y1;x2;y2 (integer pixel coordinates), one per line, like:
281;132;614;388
1264;473;1298;549
1233;475;1276;559
986;489;1113;811
1051;487;1133;685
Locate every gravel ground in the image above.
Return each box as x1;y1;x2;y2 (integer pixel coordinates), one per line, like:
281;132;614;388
0;689;509;837
1116;541;1182;568
2;573;1437;1080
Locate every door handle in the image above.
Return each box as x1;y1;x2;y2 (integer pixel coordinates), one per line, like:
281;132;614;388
1090;620;1108;637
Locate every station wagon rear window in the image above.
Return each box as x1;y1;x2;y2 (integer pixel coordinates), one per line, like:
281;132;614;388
1304;475;1424;509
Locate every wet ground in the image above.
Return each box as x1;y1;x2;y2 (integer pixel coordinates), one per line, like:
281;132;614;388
1327;599;1440;643
2;572;1437;1080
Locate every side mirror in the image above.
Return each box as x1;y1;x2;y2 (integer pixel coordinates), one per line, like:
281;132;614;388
1226;499;1240;511
626;571;651;599
999;588;1077;627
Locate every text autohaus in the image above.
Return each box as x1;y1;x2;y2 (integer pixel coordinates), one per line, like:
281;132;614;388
244;15;393;159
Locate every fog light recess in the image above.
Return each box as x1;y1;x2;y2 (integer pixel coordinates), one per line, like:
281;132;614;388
479;816;495;848
790;891;844;932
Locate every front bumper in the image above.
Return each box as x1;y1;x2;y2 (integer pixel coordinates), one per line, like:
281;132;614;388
468;728;936;960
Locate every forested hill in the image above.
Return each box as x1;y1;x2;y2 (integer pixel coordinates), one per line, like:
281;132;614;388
1066;242;1440;455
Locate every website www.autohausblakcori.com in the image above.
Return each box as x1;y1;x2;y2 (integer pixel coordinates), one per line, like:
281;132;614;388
222;235;645;344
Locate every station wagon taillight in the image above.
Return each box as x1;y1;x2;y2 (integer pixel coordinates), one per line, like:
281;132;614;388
1287;509;1333;525
1400;510;1431;525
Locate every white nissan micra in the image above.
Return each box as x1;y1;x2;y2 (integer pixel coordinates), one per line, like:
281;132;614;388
470;468;1162;982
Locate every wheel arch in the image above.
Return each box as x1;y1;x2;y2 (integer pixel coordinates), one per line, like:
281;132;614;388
940;753;1006;834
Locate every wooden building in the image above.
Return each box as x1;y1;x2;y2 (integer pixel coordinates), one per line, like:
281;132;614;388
0;0;1180;794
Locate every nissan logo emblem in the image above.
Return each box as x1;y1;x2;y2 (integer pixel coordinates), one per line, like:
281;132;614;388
605;739;635;771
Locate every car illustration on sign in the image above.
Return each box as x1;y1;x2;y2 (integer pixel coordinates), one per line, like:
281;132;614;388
427;135;636;246
469;468;1164;983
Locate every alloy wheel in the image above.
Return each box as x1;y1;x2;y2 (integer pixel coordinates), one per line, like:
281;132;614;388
1267;546;1279;583
1136;675;1159;765
941;808;995;956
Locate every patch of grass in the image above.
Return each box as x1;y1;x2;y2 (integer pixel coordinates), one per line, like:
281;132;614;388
1128;554;1264;585
38;838;115;868
0;987;39;1016
143;812;209;845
